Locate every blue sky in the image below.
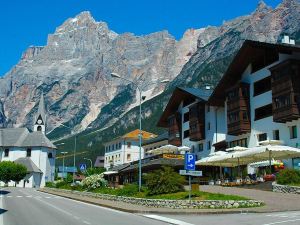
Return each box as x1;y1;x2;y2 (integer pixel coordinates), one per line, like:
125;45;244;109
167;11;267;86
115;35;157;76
0;0;282;76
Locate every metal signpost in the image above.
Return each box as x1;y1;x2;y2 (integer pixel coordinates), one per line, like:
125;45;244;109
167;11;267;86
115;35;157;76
184;153;196;202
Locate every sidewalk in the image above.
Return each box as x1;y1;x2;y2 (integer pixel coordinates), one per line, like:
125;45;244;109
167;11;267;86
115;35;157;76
39;187;296;214
201;185;300;212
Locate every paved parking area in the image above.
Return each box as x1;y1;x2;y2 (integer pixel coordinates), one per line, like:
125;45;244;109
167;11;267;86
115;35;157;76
201;185;300;212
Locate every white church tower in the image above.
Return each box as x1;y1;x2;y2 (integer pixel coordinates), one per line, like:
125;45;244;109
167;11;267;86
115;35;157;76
33;93;46;134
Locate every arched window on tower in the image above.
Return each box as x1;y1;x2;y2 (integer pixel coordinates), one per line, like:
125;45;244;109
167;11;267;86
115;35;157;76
37;126;42;131
48;152;53;159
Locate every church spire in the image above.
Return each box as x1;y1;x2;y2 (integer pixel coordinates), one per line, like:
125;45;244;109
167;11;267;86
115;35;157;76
34;92;46;133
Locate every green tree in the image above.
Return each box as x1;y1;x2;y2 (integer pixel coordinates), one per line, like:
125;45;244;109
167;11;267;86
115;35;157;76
276;169;300;185
11;163;27;185
144;166;185;195
0;161;27;184
84;167;105;176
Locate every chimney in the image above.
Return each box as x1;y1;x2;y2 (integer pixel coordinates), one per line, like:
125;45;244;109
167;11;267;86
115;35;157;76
281;35;295;45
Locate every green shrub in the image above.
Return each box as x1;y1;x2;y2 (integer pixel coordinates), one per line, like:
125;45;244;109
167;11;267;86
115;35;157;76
81;173;107;190
45;182;56;188
116;184;140;196
277;169;300;185
144;166;185;195
55;180;68;188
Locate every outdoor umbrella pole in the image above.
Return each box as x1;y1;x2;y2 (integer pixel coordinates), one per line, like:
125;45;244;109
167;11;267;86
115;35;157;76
269;149;272;174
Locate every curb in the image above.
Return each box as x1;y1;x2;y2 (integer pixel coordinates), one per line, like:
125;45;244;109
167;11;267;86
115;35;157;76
38;189;274;215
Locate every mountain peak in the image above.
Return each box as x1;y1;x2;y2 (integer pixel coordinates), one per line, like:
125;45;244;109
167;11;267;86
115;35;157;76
254;0;271;13
72;11;95;23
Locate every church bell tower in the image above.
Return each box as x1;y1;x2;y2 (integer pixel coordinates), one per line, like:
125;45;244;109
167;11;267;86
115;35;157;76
33;93;46;134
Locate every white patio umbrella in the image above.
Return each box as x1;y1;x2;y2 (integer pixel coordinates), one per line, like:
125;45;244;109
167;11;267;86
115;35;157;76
178;146;190;152
226;146;248;152
228;144;300;171
148;144;178;155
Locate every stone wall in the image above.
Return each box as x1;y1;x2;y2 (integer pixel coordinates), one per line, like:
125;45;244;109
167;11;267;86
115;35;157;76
43;188;263;209
273;183;300;194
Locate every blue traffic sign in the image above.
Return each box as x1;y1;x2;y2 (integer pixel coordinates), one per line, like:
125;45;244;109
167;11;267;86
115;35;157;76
79;164;87;171
185;153;196;171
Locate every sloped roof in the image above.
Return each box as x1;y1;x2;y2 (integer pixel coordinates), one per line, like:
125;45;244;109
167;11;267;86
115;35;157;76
157;87;212;127
142;132;168;146
0;128;56;149
209;40;300;106
122;129;157;140
14;157;42;173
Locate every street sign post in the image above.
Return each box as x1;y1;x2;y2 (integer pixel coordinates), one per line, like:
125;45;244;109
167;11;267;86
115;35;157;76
179;170;202;177
183;153;197;202
79;163;87;171
184;153;196;171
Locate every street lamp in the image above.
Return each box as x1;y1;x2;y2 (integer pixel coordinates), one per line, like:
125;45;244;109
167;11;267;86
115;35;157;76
111;72;169;191
61;151;68;181
51;120;77;185
84;157;93;169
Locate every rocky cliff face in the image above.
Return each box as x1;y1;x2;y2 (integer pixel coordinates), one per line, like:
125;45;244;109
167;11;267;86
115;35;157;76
0;11;202;136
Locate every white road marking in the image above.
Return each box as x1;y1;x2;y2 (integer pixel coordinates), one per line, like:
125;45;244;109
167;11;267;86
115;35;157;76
0;189;4;225
36;190;128;215
262;218;300;225
26;196;32;198
143;215;195;225
34;197;73;216
45;196;51;198
73;216;80;220
6;196;12;198
83;220;91;225
16;196;22;198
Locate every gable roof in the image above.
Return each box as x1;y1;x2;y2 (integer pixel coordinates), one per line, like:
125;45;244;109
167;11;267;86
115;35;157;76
209;40;300;106
157;87;212;127
0;128;56;149
14;157;42;173
142;132;168;146
122;129;157;140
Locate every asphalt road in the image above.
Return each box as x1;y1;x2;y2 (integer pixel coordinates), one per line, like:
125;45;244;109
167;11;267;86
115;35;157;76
1;187;300;225
0;187;167;225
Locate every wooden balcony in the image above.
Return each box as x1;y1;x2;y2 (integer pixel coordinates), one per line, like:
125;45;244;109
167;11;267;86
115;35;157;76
167;114;182;146
188;103;205;142
227;120;251;136
273;104;300;123
270;59;300;123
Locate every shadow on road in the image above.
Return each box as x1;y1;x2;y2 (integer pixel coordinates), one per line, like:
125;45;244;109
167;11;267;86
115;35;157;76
0;208;7;215
0;190;10;195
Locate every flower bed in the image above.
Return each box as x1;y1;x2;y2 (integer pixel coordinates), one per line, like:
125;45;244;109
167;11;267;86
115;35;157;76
43;187;264;209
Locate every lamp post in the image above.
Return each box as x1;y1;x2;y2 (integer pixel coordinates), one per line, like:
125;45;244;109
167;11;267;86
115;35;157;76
61;151;68;180
52;122;77;185
111;72;169;191
84;157;93;169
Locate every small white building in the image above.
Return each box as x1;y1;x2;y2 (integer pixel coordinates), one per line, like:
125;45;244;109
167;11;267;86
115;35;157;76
0;94;56;188
104;129;156;169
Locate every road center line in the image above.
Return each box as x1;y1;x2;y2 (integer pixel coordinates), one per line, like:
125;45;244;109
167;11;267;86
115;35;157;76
262;218;300;225
34;197;73;216
143;215;195;225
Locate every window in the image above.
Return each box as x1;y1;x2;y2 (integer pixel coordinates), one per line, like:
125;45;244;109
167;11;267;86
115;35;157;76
207;106;210;112
228;111;239;123
207;122;210;130
227;89;239;101
37;126;42;131
108;146;111;151
119;142;122;149
290;126;297;139
190;123;198;132
253;76;271;96
198;143;203;152
127;154;131;161
183;130;190;139
183;112;189;123
274;95;291;109
26;148;31;157
207;141;211;150
112;144;115;151
168;116;175;126
255;104;272;120
258;133;267;142
273;130;280;140
228;138;248;148
242;111;248;121
127;142;131;148
48;152;53;158
4;149;9;157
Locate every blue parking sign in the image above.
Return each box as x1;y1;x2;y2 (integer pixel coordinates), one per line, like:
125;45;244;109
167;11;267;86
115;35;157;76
185;153;196;171
79;164;87;171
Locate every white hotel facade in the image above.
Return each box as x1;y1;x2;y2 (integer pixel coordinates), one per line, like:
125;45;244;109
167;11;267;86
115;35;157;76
158;39;300;169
